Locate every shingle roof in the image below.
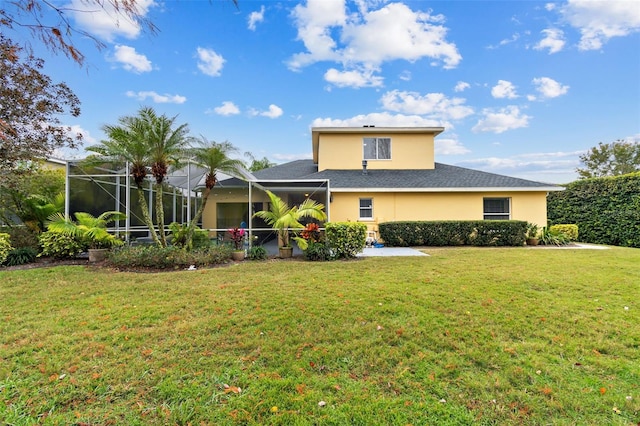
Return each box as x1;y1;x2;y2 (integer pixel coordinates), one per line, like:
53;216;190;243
249;160;560;191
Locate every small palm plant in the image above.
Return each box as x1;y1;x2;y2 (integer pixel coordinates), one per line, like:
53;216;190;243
46;211;126;249
253;191;326;252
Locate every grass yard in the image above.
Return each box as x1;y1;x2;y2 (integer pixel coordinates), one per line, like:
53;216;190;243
1;247;639;425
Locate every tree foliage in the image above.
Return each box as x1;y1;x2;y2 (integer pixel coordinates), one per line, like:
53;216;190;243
0;35;81;169
547;173;640;247
1;0;237;67
244;152;276;172
576;139;640;179
0;0;158;66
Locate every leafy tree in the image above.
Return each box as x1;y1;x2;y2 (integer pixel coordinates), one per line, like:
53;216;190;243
0;164;65;231
185;137;245;249
1;0;236;67
244;152;276;172
0;35;81;169
577;139;640;179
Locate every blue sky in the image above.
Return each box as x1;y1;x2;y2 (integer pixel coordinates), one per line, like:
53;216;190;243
15;0;640;183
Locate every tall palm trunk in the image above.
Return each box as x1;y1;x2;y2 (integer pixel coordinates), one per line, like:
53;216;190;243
136;186;161;246
185;187;211;250
154;182;168;247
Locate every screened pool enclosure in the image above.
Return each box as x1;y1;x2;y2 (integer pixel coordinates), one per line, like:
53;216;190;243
64;160;330;246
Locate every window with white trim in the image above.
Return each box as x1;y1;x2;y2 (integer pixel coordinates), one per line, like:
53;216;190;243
363;137;391;160
359;198;373;219
483;198;510;220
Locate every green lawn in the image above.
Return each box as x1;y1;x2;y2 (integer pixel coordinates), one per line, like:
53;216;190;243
1;247;639;425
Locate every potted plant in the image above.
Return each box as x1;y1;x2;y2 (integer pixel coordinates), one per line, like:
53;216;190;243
228;227;246;261
526;223;539;246
253;190;327;258
46;211;126;261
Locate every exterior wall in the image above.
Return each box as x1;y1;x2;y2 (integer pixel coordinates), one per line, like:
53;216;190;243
329;191;549;234
317;132;435;171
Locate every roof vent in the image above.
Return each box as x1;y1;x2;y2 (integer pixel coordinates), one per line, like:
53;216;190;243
362;159;368;175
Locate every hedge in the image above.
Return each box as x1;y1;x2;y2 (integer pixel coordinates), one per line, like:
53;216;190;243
547;172;640;247
378;220;527;247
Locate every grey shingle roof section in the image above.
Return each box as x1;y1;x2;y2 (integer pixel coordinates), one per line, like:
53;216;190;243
249;160;560;190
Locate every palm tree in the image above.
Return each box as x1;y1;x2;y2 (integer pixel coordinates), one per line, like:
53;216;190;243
87;109;160;245
142;107;190;247
253;190;327;253
46;210;126;247
185;136;245;249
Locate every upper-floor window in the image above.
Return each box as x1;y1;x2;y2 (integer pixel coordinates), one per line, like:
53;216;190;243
363;137;391;160
483;198;510;220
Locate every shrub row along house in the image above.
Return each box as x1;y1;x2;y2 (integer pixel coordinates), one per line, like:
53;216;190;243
200;126;562;240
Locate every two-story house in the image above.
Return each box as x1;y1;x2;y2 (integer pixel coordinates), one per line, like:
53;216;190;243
201;126;561;238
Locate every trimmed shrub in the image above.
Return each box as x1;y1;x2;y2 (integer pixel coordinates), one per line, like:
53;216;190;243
548;173;640;247
325;222;367;259
248;245;268;260
38;231;86;259
549;224;579;241
379;220;527;247
4;247;38;266
107;245;231;270
0;233;12;264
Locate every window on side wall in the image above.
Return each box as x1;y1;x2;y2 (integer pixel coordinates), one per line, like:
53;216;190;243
483;198;510;220
363;138;391;160
359;198;373;220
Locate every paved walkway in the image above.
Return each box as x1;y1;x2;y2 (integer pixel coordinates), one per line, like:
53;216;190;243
357;247;428;257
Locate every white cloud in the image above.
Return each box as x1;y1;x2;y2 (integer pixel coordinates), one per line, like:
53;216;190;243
311;112;442;128
250;104;283;119
380;90;474;121
534;28;566;54
472;106;530;133
324;67;384;88
209;101;240;116
125;90;186;104
454;81;470;92
560;0;640;51
487;33;520;49
288;0;461;86
435;138;471;155
196;47;225;77
491;80;518;99
457;150;583;183
248;5;265;31
112;45;152;73
67;0;156;42
530;77;569;99
399;70;412;81
545;3;556;12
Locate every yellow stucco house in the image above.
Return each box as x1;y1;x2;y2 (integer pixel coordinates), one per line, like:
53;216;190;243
201;126;561;239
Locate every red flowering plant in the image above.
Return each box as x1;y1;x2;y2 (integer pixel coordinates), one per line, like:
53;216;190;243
228;227;245;251
300;223;321;242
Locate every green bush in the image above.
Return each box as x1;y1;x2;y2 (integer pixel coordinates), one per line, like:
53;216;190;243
38;231;86;259
539;226;571;246
0;226;40;250
548;173;640;247
0;233;12;264
247;245;268;260
549;224;579;241
303;241;333;261
107;245;231;270
325;222;367;259
379;220;527;247
4;247;38;266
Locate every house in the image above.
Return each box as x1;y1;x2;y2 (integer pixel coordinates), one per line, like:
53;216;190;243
201;127;562;238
